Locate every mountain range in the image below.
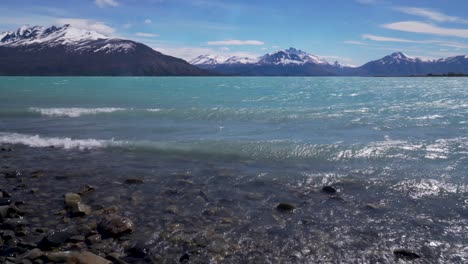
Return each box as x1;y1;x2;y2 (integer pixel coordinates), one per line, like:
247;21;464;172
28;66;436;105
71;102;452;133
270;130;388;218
191;49;468;76
1;25;468;76
0;25;207;76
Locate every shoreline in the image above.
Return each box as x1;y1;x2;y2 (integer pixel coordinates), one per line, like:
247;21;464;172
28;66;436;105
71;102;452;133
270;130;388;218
1;144;466;263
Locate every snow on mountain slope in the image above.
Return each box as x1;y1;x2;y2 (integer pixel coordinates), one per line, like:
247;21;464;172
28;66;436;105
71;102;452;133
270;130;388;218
190;54;227;65
258;47;330;65
191;48;330;66
0;25;108;47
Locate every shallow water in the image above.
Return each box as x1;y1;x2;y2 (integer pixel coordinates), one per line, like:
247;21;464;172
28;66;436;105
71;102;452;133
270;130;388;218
0;77;467;263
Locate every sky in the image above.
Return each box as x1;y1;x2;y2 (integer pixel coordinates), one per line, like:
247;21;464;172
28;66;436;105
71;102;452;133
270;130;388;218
1;0;468;65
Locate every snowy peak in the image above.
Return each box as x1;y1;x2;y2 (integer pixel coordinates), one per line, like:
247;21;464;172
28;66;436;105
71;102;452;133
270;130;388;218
190;54;227;65
191;47;330;67
373;51;424;65
190;54;258;65
0;24;108;47
259;47;329;65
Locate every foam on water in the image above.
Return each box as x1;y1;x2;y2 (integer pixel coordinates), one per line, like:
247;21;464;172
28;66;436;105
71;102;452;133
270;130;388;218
29;107;127;117
0;132;119;150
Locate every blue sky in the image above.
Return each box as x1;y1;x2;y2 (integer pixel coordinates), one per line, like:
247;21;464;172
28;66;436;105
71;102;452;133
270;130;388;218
1;0;468;65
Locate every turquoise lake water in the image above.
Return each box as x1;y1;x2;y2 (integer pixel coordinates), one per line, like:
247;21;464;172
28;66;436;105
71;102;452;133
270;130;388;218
0;77;467;262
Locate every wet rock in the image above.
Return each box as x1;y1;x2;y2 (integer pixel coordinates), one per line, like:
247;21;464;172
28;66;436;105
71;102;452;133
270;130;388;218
276;203;296;212
2;218;27;230
30;170;45;178
86;234;102;244
180;253;190;262
72;251;112;264
78;184;96;196
1;190;12;198
106;253;128;264
17;248;44;261
6;237;18;247
46;251;73;262
64;193;81;208
29;188;39;194
322;186;337;194
69;235;85;242
99;214;135;237
365;203;382;210
4;170;21;178
40;226;79;248
71;202;92;217
2;230;15;240
165;205;178;214
0;198;12;206
0;205;10;218
393;249;421;260
124;179;144;185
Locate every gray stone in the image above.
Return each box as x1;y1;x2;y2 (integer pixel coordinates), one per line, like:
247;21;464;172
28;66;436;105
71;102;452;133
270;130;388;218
72;251;112;264
18;248;44;260
64;193;81;208
71;202;92;217
86;234;101;245
99;214;135;237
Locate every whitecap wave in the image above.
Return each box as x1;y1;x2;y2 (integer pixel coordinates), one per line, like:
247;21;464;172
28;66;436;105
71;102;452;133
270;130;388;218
146;108;163;112
29;107;127;117
0;132;121;150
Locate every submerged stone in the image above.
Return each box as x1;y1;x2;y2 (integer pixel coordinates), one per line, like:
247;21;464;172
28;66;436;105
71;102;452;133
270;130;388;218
78;184;96;195
124;179;144;185
321;186;337;194
276;203;296;212
99;214;135;237
71;202;92;217
64;193;81;208
393;249;421;260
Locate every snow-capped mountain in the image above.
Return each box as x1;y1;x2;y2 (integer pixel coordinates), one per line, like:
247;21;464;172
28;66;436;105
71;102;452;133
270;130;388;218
359;52;468;76
191;48;349;76
190;54;227;66
191;49;468;76
258;48;329;65
190;54;258;66
0;25;207;76
0;25;108;47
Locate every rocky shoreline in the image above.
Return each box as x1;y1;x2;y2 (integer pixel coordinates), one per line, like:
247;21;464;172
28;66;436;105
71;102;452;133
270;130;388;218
1;145;463;263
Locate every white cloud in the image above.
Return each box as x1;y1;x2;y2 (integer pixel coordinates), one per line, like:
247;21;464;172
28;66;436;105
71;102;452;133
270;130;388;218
383;21;468;38
362;34;416;43
144;19;152;24
56;18;115;35
135;32;159;37
361;34;468;49
95;0;119;8
219;47;230;51
395;7;468;24
344;40;369;45
207;40;264;46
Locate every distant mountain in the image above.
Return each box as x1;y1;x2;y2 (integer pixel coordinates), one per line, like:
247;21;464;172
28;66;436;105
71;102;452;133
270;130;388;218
0;25;208;76
191;49;468;76
191;48;347;76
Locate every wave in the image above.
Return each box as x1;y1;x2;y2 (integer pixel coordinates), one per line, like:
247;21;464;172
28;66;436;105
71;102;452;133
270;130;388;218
29;107;127;117
0;132;466;162
0;132;121;150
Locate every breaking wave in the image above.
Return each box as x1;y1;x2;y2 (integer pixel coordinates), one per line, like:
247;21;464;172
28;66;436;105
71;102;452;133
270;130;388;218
29;107;127;117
